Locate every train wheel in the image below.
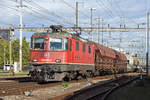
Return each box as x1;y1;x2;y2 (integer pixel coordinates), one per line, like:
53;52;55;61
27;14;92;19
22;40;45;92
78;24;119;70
86;71;94;78
77;76;82;80
63;75;71;82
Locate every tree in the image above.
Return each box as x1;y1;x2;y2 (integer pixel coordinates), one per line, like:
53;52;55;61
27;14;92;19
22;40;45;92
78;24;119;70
22;37;30;65
0;37;30;67
12;37;30;66
0;39;9;68
12;38;19;63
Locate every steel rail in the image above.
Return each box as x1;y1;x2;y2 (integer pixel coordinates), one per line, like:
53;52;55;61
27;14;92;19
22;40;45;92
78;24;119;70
63;76;140;100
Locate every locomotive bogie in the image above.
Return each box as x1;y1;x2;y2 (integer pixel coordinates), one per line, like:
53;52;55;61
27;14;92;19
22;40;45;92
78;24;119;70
29;63;95;81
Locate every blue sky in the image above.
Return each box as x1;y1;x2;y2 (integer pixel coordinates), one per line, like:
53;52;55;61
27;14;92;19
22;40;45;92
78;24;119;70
0;0;149;56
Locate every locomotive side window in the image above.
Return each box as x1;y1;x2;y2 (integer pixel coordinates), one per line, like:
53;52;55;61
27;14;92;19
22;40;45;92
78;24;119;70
70;39;72;51
64;38;68;50
76;41;79;51
82;43;86;52
88;46;91;54
33;38;45;50
50;38;62;50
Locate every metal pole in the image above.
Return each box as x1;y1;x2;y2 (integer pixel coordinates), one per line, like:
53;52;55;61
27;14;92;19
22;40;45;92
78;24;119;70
88;32;90;40
98;18;100;43
102;19;103;44
90;8;96;41
19;0;23;72
91;8;93;41
146;12;149;77
9;24;14;75
76;2;78;28
95;17;101;43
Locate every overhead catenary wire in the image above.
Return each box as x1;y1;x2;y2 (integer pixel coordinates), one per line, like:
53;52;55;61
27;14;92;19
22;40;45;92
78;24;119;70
0;0;60;26
61;0;89;18
23;0;74;25
0;2;18;11
96;0;115;18
24;6;69;26
109;0;138;25
2;0;73;26
96;0;142;54
24;5;58;23
96;0;138;26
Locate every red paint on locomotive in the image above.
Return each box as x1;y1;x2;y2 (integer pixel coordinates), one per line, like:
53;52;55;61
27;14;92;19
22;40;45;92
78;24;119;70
30;34;95;65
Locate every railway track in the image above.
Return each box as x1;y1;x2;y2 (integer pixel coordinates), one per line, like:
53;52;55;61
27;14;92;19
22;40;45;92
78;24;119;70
62;75;140;100
0;73;140;97
0;80;62;96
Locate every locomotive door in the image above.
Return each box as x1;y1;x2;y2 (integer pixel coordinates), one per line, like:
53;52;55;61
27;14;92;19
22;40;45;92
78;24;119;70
68;39;73;63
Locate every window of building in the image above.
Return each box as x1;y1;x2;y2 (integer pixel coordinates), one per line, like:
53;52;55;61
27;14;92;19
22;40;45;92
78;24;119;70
82;43;86;52
76;41;79;51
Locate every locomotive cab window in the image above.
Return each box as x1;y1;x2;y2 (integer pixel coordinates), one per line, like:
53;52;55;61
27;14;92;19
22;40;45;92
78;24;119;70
76;41;79;51
50;38;62;50
88;46;91;54
32;38;45;50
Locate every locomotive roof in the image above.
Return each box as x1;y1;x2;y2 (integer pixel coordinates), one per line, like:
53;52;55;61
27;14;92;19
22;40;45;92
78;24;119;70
32;31;93;44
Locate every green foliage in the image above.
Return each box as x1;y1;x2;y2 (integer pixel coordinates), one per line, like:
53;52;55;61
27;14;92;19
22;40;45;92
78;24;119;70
22;37;30;65
0;37;30;67
62;82;69;88
12;38;19;63
0;39;9;68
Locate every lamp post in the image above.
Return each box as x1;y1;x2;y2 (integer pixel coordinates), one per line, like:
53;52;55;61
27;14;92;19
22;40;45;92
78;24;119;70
90;8;96;41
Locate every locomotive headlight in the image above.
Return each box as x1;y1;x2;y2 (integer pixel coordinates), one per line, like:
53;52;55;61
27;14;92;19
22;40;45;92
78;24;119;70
55;59;61;63
32;59;38;62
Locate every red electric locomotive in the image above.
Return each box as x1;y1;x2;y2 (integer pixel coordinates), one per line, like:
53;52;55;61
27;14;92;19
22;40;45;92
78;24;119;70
29;25;127;81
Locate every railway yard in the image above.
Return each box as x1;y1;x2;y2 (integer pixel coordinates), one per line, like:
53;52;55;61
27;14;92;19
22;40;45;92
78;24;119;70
0;0;150;100
0;73;142;100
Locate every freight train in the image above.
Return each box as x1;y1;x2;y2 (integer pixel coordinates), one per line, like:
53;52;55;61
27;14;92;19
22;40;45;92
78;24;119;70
29;25;127;82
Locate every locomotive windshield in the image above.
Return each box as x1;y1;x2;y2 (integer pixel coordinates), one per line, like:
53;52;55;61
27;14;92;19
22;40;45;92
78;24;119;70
32;38;45;50
50;38;63;50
